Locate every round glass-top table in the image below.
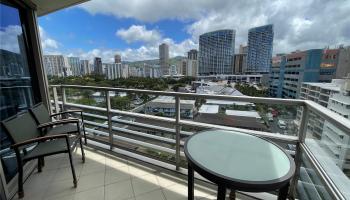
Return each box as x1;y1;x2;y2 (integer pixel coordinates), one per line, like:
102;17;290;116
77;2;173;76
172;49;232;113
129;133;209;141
184;129;295;200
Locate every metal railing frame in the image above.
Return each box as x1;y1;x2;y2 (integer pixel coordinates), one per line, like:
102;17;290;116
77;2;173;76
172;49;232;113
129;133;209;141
51;84;350;200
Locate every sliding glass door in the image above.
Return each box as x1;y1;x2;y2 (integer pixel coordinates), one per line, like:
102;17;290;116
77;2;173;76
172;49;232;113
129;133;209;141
0;1;40;196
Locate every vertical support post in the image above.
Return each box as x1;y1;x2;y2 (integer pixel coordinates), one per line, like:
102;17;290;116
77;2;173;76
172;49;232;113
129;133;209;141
62;87;66;112
289;105;308;198
52;86;59;114
106;90;113;150
175;96;181;170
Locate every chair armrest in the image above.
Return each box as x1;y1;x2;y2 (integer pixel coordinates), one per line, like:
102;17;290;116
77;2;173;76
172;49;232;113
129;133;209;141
37;118;79;129
50;110;83;118
11;134;69;149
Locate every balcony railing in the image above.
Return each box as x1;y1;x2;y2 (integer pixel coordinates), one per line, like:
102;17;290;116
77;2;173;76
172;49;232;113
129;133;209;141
49;84;350;200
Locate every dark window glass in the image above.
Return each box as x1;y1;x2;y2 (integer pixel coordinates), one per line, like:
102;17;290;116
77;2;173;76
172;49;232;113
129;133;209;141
0;3;35;183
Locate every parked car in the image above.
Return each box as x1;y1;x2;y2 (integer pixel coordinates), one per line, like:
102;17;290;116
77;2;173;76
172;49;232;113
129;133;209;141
267;113;274;121
278;120;287;129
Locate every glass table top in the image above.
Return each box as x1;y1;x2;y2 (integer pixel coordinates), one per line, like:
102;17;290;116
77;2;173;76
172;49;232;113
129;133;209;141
185;130;292;182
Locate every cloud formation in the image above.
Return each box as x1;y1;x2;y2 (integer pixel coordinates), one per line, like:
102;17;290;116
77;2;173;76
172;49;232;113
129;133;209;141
0;25;22;53
41;0;350;62
116;25;161;44
80;0;350;54
38;26;60;53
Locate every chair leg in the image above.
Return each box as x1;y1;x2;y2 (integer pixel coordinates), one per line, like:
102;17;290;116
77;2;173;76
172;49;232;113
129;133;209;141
68;150;77;188
83;126;87;145
79;137;85;163
38;157;42;173
18;161;24;198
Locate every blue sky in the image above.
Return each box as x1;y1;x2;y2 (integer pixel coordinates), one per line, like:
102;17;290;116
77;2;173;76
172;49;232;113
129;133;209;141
36;0;350;62
39;8;192;52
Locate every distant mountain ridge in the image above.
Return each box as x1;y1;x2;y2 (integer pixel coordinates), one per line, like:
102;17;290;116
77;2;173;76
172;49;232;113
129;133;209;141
123;56;186;67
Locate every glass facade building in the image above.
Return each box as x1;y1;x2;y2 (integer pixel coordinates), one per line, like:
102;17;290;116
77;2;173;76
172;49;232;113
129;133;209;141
247;24;274;74
198;29;235;75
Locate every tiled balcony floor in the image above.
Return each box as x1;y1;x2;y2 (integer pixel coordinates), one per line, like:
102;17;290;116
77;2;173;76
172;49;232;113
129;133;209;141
12;146;230;200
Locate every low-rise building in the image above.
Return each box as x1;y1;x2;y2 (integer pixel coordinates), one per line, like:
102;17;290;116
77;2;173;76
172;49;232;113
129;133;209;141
144;96;196;119
298;77;350;176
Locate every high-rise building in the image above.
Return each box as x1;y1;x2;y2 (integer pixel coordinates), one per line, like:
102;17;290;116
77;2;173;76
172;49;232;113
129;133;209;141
159;43;169;75
336;46;350;79
246;24;274;74
104;63;122;80
268;49;323;99
233;54;247;74
121;64;129;78
43;55;67;77
187;49;198;60
80;60;90;75
198;29;235;75
67;57;80;76
268;54;286;97
114;54;121;63
93;57;103;75
239;45;248;54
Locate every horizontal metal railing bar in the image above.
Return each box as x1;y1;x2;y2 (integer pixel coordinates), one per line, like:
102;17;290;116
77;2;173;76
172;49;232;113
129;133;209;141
54;84;350;135
50;85;349;200
57;100;298;145
51;84;305;106
180;120;299;144
84;120;177;145
301;143;345;200
305;100;350;136
81;112;192;136
86;128;176;154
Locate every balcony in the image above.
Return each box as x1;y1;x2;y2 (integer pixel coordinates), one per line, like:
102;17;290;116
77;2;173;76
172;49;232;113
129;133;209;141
19;84;345;200
12;146;223;200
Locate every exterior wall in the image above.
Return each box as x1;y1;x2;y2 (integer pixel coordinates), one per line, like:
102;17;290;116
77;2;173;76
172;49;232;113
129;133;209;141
269;54;286;97
67;57;80;76
246;24;273;74
297;79;350;176
319;49;339;82
233;53;247;74
80;60;90;75
93;57;103;75
104;63;122;80
159;43;169;76
336;46;350;78
282;49;322;99
144;97;196;119
187;49;198;60
198;29;235;75
114;54;121;63
43;55;66;77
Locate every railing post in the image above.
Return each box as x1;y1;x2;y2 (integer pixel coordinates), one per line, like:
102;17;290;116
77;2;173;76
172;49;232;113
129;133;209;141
62;86;66;112
52;86;60;114
106;90;113;150
175;96;181;170
289;105;308;198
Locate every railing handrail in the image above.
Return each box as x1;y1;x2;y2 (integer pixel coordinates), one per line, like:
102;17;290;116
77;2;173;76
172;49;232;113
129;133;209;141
50;84;350;135
50;84;349;200
50;84;305;105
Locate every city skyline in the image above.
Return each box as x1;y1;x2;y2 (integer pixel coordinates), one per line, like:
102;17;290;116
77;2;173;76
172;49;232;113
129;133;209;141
14;0;348;63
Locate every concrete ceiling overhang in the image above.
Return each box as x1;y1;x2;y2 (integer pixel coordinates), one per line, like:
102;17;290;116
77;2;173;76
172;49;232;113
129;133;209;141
30;0;89;16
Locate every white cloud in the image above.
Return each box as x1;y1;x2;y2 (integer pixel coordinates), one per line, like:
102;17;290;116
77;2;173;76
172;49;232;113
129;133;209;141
38;26;60;53
79;0;350;54
0;25;23;53
116;25;161;44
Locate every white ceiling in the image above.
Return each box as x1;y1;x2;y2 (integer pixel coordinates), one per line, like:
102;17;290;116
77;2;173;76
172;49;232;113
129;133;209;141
30;0;89;16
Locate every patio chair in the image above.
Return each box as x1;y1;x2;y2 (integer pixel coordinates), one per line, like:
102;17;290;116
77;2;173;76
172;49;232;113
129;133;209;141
29;103;87;144
1;112;85;198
